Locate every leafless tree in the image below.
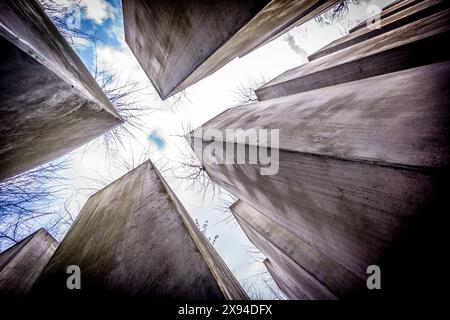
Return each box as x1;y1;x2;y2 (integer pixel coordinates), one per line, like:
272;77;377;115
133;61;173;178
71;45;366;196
41;0;93;49
172;145;221;203
211;192;240;230
284;0;362;56
243;246;286;300
169;122;222;203
161;90;192;113
91;64;151;156
232;75;268;105
194;218;219;246
0;160;70;249
315;0;360;26
42;1;155;156
0;2;196;251
262;276;286;300
242;279;265;300
0;4;152;249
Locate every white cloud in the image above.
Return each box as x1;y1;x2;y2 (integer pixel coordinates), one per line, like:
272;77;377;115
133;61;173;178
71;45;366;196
107;24;127;48
80;0;116;25
96;42;152;86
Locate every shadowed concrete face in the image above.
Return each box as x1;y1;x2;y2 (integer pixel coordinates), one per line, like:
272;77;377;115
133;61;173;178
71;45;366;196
232;202;337;300
349;0;423;34
309;0;448;61
231;200;364;300
32;160;247;299
238;1;339;58
256;7;450;100
0;0;123;181
122;0;337;99
188;63;450;295
263;259;297;300
0;229;58;297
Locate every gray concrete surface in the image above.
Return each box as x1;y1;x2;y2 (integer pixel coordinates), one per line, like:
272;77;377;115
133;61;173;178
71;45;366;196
0;0;123;181
349;0;423;34
256;8;450;100
231;200;364;299
0;229;58;297
309;0;447;61
263;259;297;300
123;0;334;99
238;1;340;58
32;160;247;299
188;62;450;282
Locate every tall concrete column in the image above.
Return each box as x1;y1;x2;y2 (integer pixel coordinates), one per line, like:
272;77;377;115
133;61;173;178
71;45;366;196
32;160;247;299
0;0;123;181
188;62;450;291
309;0;447;61
263;259;295;300
348;0;423;34
255;7;450;100
187;3;449;298
0;229;58;297
122;0;339;99
231;200;363;299
238;1;339;58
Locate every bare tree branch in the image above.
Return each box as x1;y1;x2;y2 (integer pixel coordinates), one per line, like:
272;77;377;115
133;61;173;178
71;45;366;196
231;75;268;105
194;218;219;246
315;0;360;26
0;159;70;249
41;0;94;49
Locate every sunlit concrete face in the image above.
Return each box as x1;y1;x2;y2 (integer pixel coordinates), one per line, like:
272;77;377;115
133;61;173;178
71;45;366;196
0;229;58;297
0;0;123;181
32;160;248;299
122;0;339;99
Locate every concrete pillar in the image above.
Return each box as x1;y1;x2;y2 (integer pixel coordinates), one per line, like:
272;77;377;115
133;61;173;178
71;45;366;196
238;1;340;58
188;62;450;285
255;8;450;100
122;0;337;99
231;200;364;299
0;0;123;181
0;229;58;297
349;0;423;34
32;160;247;299
309;0;447;61
263;259;297;300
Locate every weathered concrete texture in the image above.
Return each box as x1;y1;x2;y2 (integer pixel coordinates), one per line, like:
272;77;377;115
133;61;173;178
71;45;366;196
0;0;122;181
309;0;448;61
231;200;364;299
0;229;58;297
123;0;335;99
349;0;423;34
188;62;450;283
263;259;296;300
382;0;418;12
256;8;450;100
32;160;247;299
238;1;340;58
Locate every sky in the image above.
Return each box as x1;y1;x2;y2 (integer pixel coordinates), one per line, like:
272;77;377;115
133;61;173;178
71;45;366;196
3;0;393;299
